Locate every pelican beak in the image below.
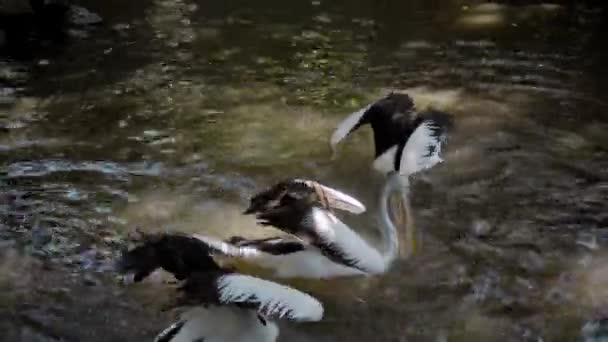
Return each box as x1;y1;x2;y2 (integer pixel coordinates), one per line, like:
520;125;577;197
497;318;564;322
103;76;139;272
307;181;366;214
390;192;416;259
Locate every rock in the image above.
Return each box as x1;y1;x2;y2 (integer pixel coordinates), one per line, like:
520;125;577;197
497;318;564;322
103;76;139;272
67;5;102;26
31;226;52;248
580;318;608;342
20;326;60;342
82;274;100;287
471;219;493;237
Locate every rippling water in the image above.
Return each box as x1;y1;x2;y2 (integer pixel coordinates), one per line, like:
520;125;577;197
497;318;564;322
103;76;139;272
1;0;608;341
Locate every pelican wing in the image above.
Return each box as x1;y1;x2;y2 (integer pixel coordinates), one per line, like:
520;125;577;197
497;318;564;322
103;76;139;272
117;233;277;282
179;272;324;322
329;104;372;148
399;110;453;176
330;92;417;151
191;234;265;258
116;233;222;282
118;233;323;322
226;236;306;255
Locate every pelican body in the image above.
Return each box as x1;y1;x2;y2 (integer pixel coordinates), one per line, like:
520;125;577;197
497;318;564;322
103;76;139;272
116;233;323;342
210;175;412;279
330;92;453;177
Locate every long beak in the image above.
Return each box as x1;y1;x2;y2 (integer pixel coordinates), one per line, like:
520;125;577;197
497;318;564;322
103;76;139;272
390;191;416;259
306;181;366;214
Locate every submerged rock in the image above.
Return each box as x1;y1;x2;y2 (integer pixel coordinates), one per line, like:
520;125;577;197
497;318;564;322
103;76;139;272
581;318;608;342
67;5;102;26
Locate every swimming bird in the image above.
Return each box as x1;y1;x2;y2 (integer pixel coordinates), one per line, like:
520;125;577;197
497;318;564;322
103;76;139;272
210;174;413;279
329;92;453;177
117;233;324;342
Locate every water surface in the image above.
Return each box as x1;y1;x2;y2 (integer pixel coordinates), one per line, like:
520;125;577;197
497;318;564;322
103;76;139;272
1;0;607;341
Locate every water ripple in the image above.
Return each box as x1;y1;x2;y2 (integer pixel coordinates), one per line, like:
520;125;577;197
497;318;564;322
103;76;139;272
5;159;163;179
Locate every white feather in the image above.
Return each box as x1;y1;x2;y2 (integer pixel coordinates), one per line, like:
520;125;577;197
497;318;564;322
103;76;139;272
195;233;366;279
156;306;279;342
311;208;387;274
233;209;388;277
192;234;263;258
248;247;366;279
398;121;444;176
372;145;398;174
216;274;324;322
329;104;371;148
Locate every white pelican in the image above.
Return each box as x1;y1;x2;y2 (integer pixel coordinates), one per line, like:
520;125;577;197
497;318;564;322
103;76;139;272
200;173;413;279
117;233;324;342
329;92;453;177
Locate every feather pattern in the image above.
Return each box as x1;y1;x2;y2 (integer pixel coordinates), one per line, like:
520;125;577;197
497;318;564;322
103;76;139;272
117;233;324;320
253;196;387;274
398;119;443;176
245;176;411;277
226;236;306;255
329;92;453;175
191;234;265;258
329;104;371;148
155;306;279;342
307;208;387;274
215;273;324;321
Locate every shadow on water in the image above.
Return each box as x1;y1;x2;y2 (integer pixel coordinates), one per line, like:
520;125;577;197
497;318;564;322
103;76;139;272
1;0;608;341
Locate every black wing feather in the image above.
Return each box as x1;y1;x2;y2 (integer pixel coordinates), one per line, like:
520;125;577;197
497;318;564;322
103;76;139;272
116;233;222;281
226;236;305;255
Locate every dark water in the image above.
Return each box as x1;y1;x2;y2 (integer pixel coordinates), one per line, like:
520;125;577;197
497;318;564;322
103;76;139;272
1;0;608;341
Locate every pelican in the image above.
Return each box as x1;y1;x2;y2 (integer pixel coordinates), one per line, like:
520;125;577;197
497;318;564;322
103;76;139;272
329;92;453;177
202;173;413;279
116;233;324;342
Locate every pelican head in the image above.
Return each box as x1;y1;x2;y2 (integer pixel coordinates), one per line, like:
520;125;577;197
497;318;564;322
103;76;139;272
244;178;366;216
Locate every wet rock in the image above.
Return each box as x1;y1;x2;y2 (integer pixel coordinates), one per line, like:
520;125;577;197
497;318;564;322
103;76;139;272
31;226;52;248
517;250;546;273
0;239;17;249
67;5;102;26
82;273;100;287
580;318;608;342
67;28;89;39
20;326;60;342
471;219;493;237
0;86;17;104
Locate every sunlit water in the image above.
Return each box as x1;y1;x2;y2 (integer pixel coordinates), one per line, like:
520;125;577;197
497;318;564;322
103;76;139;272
1;0;607;341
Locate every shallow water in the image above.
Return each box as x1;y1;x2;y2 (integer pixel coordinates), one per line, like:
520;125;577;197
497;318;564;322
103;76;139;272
1;0;608;341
